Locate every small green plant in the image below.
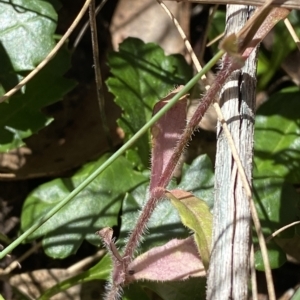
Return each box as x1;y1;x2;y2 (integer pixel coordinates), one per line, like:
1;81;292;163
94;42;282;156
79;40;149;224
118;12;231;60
0;1;300;300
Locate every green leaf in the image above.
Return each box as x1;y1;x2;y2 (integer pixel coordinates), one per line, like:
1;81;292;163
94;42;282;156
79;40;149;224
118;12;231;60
254;241;286;271
0;47;76;151
106;37;192;169
178;154;215;209
119;154;214;252
0;0;57;72
123;284;151;300
253;177;300;238
166;190;212;270
38;254;111;300
257;15;300;89
291;287;300;300
144;277;206;300
253;177;298;268
119;182;189;252
208;10;226;54
254;87;300;183
275;235;300;265
20;154;147;258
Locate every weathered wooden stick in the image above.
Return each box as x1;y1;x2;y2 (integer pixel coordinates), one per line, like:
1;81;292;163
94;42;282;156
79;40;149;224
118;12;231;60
206;5;258;300
166;0;299;10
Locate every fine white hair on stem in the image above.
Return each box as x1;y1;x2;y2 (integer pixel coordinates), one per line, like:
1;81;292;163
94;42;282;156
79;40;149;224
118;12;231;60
104;281;123;300
157;1;274;299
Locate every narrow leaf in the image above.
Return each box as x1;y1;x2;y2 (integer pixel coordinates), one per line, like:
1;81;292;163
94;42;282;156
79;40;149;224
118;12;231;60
219;3;290;60
166;190;213;270
150;86;188;192
240;7;290;59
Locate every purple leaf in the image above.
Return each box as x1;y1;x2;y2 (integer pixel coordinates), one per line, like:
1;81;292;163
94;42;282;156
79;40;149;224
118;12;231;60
127;237;205;283
150;86;188;192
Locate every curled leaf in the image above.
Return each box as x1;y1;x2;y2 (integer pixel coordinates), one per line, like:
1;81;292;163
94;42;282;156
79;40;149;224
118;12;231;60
166;189;212;270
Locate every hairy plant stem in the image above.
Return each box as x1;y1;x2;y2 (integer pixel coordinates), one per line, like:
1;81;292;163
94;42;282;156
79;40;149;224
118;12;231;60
123;54;239;261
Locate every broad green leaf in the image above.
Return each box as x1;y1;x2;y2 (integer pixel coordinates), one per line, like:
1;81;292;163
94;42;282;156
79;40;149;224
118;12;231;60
144;277;206;300
253;176;299;269
253;177;300;237
38;254;111;300
106;37;192;169
254;87;300;183
0;47;76;151
20;154;147;258
254;241;286;271
253;86;300;265
166;190;212;270
178;154;215;209
0;0;57;72
123;284;151;300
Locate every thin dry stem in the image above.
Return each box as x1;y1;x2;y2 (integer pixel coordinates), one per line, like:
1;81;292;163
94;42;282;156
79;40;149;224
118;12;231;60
284;18;300;51
250;244;258;300
73;0;108;49
165;0;299;10
115;2;283;298
89;0;113;149
0;0;92;103
156;0;204;78
199;5;220;61
266;221;300;243
207;32;225;47
67;249;105;274
0;241;42;276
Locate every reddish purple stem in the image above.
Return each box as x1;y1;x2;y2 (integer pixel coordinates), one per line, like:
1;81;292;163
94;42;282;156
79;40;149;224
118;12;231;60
123;55;238;260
